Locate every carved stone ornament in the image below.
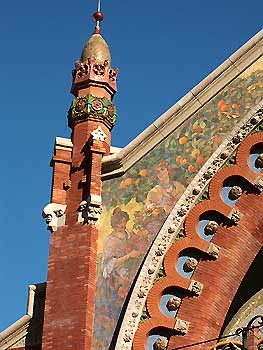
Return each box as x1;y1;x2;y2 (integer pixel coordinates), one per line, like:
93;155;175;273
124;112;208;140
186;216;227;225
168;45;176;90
178;204;188;216
68;95;117;128
183;257;198;272
166;296;181;311
204;220;219;235
123;330;133;343
78;194;102;225
93;63;106;76
228;186;243;200
204;169;214;180
91;125;107;142
192;186;201;195
168;224;176;233
228;208;241;225
148;267;155;274
255;153;263;168
42;203;66;232
257;343;263;350
75;98;86;112
207;243;220;259
71;57;118;95
153;337;168;350
137;286;147;298
109;68;118;82
188;280;203;295
156;244;166;256
220;151;229;159
174;319;190;334
254;176;263;192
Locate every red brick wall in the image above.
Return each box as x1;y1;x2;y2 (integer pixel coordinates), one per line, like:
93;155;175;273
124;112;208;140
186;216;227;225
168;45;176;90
42;223;98;350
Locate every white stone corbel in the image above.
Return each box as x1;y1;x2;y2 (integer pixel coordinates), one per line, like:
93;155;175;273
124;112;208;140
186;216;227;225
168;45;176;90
188;279;203;295
77;194;102;225
253;176;263;192
42;203;67;232
174;318;190;334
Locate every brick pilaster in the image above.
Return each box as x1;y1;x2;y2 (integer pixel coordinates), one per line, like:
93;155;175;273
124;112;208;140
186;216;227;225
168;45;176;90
50;137;72;204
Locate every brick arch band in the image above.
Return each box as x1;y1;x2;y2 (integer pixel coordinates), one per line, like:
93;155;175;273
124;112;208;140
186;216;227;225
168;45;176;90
114;102;263;350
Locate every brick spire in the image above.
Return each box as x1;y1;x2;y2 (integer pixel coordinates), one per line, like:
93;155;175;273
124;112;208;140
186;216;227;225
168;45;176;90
42;4;118;350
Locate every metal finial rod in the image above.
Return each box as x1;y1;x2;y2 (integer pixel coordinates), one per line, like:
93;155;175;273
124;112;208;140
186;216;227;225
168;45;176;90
96;0;101;27
93;0;104;32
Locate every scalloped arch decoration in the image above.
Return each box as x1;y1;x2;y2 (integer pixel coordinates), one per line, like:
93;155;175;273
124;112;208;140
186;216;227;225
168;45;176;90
114;101;263;350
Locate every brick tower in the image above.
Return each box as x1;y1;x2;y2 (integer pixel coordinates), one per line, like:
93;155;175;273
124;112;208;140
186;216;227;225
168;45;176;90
41;4;118;350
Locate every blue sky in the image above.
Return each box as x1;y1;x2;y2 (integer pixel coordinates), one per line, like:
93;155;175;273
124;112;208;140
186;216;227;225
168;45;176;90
0;0;263;331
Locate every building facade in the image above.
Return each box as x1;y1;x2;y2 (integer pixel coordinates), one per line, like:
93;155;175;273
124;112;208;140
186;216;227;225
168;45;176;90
0;9;263;350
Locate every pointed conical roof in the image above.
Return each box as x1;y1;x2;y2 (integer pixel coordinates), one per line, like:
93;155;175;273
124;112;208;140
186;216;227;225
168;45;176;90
80;33;111;64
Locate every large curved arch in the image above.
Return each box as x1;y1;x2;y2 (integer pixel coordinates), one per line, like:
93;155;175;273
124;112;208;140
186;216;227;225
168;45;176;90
114;101;263;350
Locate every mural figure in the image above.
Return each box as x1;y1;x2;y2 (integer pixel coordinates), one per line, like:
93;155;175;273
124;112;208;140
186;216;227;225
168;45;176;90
145;160;185;215
95;207;147;348
102;207;141;305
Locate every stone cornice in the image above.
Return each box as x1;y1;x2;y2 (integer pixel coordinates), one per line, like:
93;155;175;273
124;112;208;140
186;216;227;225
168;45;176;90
101;27;263;180
0;284;45;350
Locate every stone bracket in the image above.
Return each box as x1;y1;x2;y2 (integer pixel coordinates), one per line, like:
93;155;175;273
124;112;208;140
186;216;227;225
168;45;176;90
188;280;203;296
78;194;102;225
207;243;220;259
227;208;242;225
174;318;190;334
42;203;67;232
253;175;263;192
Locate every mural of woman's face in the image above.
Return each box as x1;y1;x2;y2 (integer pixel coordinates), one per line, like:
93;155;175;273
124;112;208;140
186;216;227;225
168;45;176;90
156;165;169;183
116;218;128;232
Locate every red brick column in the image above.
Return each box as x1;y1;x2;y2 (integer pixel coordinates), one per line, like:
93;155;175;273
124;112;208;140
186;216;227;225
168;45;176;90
42;125;108;350
50;137;72;204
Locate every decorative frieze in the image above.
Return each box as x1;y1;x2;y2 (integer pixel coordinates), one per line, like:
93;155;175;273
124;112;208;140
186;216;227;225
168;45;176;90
71;57;119;96
42;203;66;232
68;95;117;129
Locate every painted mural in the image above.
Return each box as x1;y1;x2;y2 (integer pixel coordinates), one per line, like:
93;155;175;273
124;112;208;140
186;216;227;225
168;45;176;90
93;57;263;350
